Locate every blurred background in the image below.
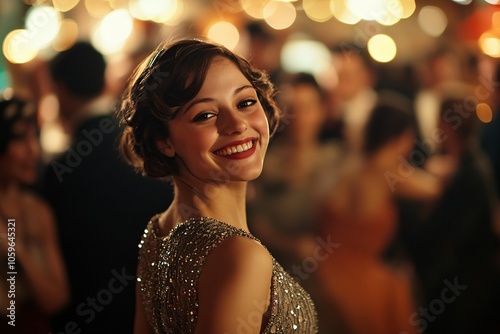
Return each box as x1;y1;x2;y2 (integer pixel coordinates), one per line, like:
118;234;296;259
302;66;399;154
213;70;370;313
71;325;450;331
0;0;499;158
1;0;500;334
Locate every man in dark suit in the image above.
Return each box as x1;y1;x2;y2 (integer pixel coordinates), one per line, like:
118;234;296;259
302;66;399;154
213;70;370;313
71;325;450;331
41;42;172;333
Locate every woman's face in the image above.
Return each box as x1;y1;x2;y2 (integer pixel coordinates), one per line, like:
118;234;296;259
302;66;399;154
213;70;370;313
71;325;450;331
162;57;270;184
0;119;40;185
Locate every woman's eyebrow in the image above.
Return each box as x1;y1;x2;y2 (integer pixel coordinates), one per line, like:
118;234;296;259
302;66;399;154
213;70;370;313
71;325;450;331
183;97;214;114
183;85;255;114
234;85;254;95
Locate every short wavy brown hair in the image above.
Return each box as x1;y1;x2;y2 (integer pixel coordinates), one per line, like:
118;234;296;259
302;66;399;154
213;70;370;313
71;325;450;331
117;39;281;178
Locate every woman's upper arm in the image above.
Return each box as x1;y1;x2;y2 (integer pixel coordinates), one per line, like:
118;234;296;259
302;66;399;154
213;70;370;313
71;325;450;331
195;236;273;334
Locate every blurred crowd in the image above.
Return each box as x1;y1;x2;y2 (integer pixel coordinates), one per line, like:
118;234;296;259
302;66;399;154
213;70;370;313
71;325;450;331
1;23;500;334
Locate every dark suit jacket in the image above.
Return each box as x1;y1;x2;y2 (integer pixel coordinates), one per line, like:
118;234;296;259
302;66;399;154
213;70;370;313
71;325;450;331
41;115;172;333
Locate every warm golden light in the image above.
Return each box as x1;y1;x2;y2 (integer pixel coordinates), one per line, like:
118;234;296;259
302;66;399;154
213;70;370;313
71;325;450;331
109;0;129;9
377;1;402;26
129;0;178;22
40;121;69;155
52;0;80;12
39;94;59;123
242;0;270;19
367;34;397;63
207;21;240;50
162;0;184;25
493;12;500;34
347;0;385;21
344;0;405;25
476;103;493;123
52;19;79;52
2;29;39;64
25;5;62;49
303;0;333;23
263;0;296;30
331;0;361;25
400;0;416;18
418;6;447;37
479;31;500;58
92;9;133;54
85;0;113;18
281;39;331;75
152;0;179;23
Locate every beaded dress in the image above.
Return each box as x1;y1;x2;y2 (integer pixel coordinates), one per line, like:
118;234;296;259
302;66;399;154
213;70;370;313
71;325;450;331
137;215;319;333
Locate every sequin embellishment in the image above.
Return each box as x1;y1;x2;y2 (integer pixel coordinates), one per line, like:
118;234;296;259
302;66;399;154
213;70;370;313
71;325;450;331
137;216;318;333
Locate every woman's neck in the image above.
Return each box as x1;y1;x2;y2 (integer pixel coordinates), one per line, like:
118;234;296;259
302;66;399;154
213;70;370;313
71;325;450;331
167;176;249;232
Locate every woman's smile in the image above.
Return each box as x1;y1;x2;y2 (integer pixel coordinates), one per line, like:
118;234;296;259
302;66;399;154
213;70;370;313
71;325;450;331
213;137;258;159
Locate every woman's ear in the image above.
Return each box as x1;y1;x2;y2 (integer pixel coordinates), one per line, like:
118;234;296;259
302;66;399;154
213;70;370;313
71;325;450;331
156;138;175;158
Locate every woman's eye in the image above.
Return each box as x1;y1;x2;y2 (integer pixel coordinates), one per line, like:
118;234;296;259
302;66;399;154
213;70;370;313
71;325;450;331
238;99;257;109
192;112;216;122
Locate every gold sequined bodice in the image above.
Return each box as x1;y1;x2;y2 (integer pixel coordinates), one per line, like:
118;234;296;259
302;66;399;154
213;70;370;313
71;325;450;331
137;216;318;333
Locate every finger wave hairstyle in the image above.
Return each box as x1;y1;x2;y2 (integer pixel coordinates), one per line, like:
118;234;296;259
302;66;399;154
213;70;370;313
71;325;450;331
117;39;281;178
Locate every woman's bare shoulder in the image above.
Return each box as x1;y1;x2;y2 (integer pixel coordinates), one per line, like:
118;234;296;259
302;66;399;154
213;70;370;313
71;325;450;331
199;231;273;288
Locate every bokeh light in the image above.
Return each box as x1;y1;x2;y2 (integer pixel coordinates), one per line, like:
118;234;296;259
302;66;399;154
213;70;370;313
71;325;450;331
129;0;178;22
418;6;447;37
207;21;240;50
39;94;59;123
2;29;39;64
52;19;79;52
85;0;113;18
479;31;500;58
476;103;493;123
263;0;296;30
400;0;416;18
492;12;500;33
152;0;180;23
376;0;402;26
40;121;69;155
347;0;386;21
91;9;133;55
109;0;129;10
162;0;185;26
25;5;62;49
242;0;270;19
52;0;80;12
367;34;397;63
281;39;331;75
331;0;361;25
303;0;333;23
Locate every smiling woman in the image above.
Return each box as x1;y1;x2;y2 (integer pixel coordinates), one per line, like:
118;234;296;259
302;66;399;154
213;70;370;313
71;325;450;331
117;39;318;334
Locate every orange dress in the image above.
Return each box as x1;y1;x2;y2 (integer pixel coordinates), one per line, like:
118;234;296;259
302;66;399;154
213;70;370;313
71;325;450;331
315;192;417;334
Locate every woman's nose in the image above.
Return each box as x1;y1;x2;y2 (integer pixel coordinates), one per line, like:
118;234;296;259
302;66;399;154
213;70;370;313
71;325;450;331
218;109;247;135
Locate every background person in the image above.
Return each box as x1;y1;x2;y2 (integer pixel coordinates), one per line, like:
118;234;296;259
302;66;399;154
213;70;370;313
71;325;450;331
40;41;171;333
0;93;69;334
